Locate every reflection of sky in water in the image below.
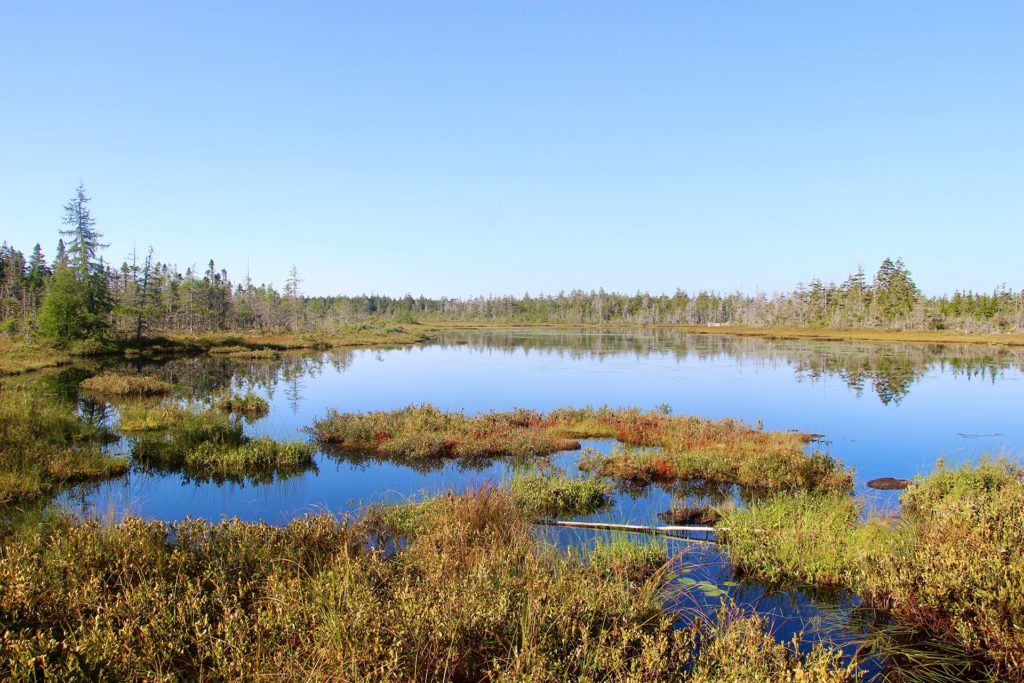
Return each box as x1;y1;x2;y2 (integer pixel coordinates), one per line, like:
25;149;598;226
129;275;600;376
57;329;1022;678
66;329;1024;523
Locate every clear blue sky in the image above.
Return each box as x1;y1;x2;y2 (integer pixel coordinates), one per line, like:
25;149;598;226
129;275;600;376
2;2;1021;297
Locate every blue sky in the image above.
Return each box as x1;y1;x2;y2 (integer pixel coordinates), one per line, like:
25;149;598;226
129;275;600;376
2;1;1021;297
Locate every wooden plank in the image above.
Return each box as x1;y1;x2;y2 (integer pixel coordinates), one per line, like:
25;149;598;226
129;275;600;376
535;519;724;536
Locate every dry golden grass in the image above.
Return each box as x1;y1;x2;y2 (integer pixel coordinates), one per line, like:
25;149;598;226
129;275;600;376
80;372;172;397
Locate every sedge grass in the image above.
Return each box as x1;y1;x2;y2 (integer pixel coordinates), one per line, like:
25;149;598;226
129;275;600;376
509;471;613;518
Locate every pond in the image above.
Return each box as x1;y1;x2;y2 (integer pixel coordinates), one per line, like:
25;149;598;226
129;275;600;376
53;327;1024;677
62;328;1023;523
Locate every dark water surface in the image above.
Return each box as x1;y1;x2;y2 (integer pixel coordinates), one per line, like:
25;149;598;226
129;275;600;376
55;328;1024;676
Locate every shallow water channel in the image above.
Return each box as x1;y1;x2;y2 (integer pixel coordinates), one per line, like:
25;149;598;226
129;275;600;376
57;328;1024;676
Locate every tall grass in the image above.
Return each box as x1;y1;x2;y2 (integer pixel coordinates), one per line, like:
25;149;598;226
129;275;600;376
0;488;859;680
123;402;313;484
0;386;128;505
720;491;894;590
209;389;270;418
184;438;315;483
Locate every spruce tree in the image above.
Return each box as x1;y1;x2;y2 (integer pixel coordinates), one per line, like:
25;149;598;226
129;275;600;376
36;184;112;344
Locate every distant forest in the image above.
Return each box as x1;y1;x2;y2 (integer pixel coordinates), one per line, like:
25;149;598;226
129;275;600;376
2;185;1022;343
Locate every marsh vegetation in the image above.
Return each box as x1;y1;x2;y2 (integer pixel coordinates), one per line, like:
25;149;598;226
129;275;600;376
1;328;1022;680
309;404;850;495
0;488;861;681
0;386;127;506
720;459;1024;680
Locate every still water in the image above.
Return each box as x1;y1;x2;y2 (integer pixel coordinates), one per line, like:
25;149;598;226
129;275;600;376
65;328;1023;524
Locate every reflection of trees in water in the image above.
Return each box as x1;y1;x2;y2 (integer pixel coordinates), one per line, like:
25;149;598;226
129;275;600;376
285;375;304;414
436;330;1024;405
140;460;319;488
51;332;1023;409
790;342;1017;405
98;350;355;401
77;395;116;432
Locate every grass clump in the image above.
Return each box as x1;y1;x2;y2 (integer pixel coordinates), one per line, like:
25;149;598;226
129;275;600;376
0;488;858;681
588;534;669;583
210;389;270;418
690;610;861;683
80;372;172;397
122;401;312;484
116;402;187;432
579;442;851;495
128;406;245;470
207;344;250;354
720;491;893;590
0;386;128;505
308;404;581;460
659;504;723;526
207;345;278;359
184;438;315;481
509;471;613;517
310;404;851;494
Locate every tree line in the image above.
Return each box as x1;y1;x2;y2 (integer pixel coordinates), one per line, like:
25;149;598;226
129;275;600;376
2;185;1022;346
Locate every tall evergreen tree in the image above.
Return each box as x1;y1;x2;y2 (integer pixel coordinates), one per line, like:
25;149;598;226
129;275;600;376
60;184;106;277
37;184;112;344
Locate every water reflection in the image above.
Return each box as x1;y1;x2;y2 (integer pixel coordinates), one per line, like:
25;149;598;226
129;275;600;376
435;328;1023;405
